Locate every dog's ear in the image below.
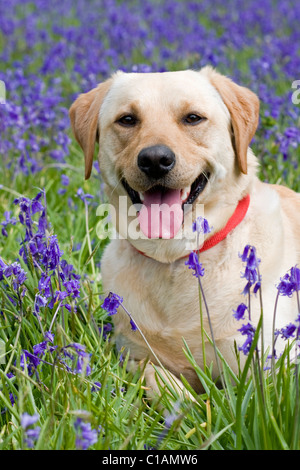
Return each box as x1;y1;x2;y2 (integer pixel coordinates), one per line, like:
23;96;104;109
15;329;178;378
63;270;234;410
69;79;112;179
202;67;259;174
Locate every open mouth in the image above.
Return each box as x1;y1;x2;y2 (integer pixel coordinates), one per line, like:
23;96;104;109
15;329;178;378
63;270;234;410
122;171;210;239
122;171;210;208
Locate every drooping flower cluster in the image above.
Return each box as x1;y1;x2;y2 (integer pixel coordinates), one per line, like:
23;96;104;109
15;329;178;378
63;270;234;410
192;216;212;235
20;331;93;378
60;343;92;376
234;246;300;357
233;245;262;355
1;211;17;237
102;292;123;316
0;191;95;387
185;252;205;279
277;266;300;297
239;245;261;296
185;216;212;279
11;191;81;313
102;292;137;331
74;417;98;450
270;265;300;358
21;330;56;376
0;258;27;303
21;413;41;449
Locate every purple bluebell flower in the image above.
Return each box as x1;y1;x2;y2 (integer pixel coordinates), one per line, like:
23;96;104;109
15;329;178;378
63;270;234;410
91;382;102;392
238;322;256;355
99;323;112;340
185;252;205;278
38;273;52;298
0;259;27;293
57;174;70;195
74;418;98;450
192;216;212;235
44;331;54;343
34;294;48;315
22;350;41;369
239;245;261;295
130;318;138;331
33;341;48;356
76;188;94;203
24;427;41;448
31;193;44;214
21;412;39;430
1;211;17;237
277;266;300;297
102;292;123;316
60;343;92;376
233;303;248;320
61;174;70;186
279;322;297;340
21;412;40;449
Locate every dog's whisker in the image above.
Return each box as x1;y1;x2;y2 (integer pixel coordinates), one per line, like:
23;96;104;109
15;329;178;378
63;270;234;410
109;177;123;198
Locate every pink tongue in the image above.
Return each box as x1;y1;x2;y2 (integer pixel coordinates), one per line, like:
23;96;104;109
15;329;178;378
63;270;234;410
138;188;183;239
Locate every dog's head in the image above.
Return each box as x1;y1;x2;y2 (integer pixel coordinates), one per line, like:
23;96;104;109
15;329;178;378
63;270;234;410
70;68;259;260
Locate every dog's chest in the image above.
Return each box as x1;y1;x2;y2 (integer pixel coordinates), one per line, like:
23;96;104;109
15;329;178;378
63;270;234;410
101;240;245;342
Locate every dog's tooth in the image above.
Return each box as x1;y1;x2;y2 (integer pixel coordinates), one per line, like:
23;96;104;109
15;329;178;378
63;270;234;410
139;192;145;202
181;186;191;202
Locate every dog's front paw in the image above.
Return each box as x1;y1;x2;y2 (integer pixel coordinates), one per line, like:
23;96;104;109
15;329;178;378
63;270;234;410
143;362;196;404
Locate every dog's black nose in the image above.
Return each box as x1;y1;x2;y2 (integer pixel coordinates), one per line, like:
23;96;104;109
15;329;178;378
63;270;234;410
138;145;176;179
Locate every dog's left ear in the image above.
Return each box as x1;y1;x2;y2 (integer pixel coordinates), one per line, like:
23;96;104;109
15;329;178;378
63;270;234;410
202;67;259;174
69;79;112;179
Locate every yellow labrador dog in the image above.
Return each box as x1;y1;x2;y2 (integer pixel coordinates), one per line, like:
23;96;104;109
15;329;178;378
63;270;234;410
70;67;300;394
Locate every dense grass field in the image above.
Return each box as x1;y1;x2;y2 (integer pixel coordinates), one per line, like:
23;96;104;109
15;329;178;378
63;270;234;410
0;0;299;451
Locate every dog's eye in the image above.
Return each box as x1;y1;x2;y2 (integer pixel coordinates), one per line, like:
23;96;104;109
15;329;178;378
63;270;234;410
117;115;137;127
183;114;205;125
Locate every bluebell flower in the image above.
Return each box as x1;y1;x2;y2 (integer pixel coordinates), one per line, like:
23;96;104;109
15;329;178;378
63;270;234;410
0;259;27;294
279;322;297;340
61;343;92;376
185;252;205;278
239;245;261;295
21;412;39;430
233;303;248;320
74;418;98;450
277;266;300;297
21;412;40;449
1;211;17;237
192;216;212;235
33;341;48;356
238;322;256;355
102;292;123;316
34;294;48;315
99;323;112;340
77;188;94;203
61;174;69;186
130;319;138;331
22;350;41;369
91;382;102;392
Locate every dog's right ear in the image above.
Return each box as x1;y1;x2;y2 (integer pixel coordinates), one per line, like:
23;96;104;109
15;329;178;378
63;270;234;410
69;79;112;179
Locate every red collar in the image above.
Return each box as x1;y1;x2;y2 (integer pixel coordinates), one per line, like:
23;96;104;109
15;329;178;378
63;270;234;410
199;194;250;254
134;194;250;261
